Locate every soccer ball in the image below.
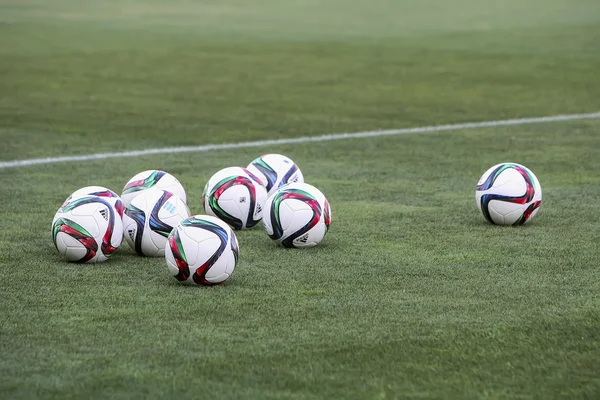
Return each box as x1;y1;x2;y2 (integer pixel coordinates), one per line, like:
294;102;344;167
52;195;123;263
165;215;239;285
63;186;124;218
246;154;304;196
202;167;267;230
121;170;187;207
263;182;331;248
122;188;190;256
476;162;542;226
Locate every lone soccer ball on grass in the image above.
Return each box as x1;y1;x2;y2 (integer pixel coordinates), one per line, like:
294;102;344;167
165;215;239;286
475;162;542;226
121;170;187;207
122;188;190;257
263;182;331;248
246;154;304;197
52;195;123;263
202;167;267;230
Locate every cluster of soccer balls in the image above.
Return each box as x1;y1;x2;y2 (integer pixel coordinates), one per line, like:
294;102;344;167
51;154;332;285
51;158;542;285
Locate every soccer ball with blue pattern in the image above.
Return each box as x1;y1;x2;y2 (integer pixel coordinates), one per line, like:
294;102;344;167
165;215;239;285
52;195;123;263
122;188;190;256
262;183;331;248
202;167;267;230
246;154;304;197
475;162;542;226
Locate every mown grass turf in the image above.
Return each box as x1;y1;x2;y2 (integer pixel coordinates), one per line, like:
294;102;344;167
1;1;600;399
2;120;600;399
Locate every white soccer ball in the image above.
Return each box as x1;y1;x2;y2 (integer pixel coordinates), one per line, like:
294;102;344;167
475;162;542;226
63;186;124;219
52;195;123;263
121;170;187;207
246;154;304;197
165;215;239;285
122;188;190;257
202;166;267;230
263;182;331;248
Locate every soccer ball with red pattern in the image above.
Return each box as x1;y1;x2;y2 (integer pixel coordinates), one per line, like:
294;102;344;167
475;162;542;226
165;215;239;285
52;195;123;263
262;183;331;248
202;167;267;230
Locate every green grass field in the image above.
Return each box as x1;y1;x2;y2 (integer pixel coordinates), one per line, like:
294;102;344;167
1;1;600;398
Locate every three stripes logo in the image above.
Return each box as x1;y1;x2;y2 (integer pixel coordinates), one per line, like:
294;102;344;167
297;234;309;244
162;201;177;214
99;208;109;221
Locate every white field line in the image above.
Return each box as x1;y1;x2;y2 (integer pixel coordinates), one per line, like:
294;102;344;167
2;112;599;170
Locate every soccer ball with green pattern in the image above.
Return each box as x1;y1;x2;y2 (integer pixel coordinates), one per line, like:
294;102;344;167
122;188;190;257
476;162;542;226
121;170;187;207
202;167;267;230
262;182;331;248
165;215;239;285
246;154;304;197
51;195;123;263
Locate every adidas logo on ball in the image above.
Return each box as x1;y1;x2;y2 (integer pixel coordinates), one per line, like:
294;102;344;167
99;209;108;221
